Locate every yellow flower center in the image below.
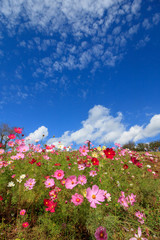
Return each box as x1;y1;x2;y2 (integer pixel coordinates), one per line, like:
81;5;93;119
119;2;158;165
100;232;104;237
92;195;96;199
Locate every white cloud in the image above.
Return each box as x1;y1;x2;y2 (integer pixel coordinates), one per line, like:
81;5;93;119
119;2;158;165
142;19;151;29
0;0;158;76
115;114;160;144
136;36;150;49
45;105;160;147
25;126;48;144
131;0;142;15
152;13;160;25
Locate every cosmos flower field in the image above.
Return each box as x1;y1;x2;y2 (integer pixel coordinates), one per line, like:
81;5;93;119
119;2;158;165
0;130;160;240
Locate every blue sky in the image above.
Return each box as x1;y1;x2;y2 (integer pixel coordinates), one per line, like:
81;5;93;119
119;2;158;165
0;0;160;148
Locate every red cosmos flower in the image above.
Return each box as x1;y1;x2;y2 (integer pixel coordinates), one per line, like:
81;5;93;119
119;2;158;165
131;157;138;164
44;199;57;213
36;162;41;167
29;158;37;164
136;162;143;168
22;222;29;228
60;178;66;186
0;196;3;201
54;163;61;166
123;164;129;170
0;143;3;148
44;199;50;206
147;169;152;172
86;163;91;167
66;156;70;161
91;158;99;166
44;176;50;179
68;163;72;166
46;145;53;150
8;134;16;139
103;148;116;159
14;127;22;134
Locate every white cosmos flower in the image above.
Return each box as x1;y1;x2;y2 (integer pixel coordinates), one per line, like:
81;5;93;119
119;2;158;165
58;144;64;150
20;174;26;179
117;181;120;187
8;181;15;187
146;165;151;168
16;179;22;183
107;197;111;202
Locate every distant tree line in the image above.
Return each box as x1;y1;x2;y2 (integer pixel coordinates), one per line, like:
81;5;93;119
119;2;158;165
122;140;160;152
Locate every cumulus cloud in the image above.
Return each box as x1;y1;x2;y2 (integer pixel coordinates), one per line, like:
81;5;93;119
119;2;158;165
25;126;48;144
46;105;160;147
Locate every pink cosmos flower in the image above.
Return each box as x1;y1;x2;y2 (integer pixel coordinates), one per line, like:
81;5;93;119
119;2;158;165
104;191;111;200
118;192;136;210
71;193;84;206
78;164;86;170
53;169;64;180
65;175;77;189
89;170;97;177
24;178;36;190
135;211;146;224
15;153;25;159
86;185;105;208
20;209;26;215
10;155;18;160
129;227;148;240
118;196;129;210
8;141;15;147
78;175;87;185
17;144;29;152
44;178;55;188
0;149;5;155
95;226;108;240
15;139;22;145
43;155;50;160
79;145;89;156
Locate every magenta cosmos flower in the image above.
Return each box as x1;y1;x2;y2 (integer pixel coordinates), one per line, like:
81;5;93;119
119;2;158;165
24;178;36;190
44;178;55;188
71;193;84;206
95;226;108;240
86;185;105;208
20;209;26;215
22;222;29;228
53;169;64;180
65;175;77;189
